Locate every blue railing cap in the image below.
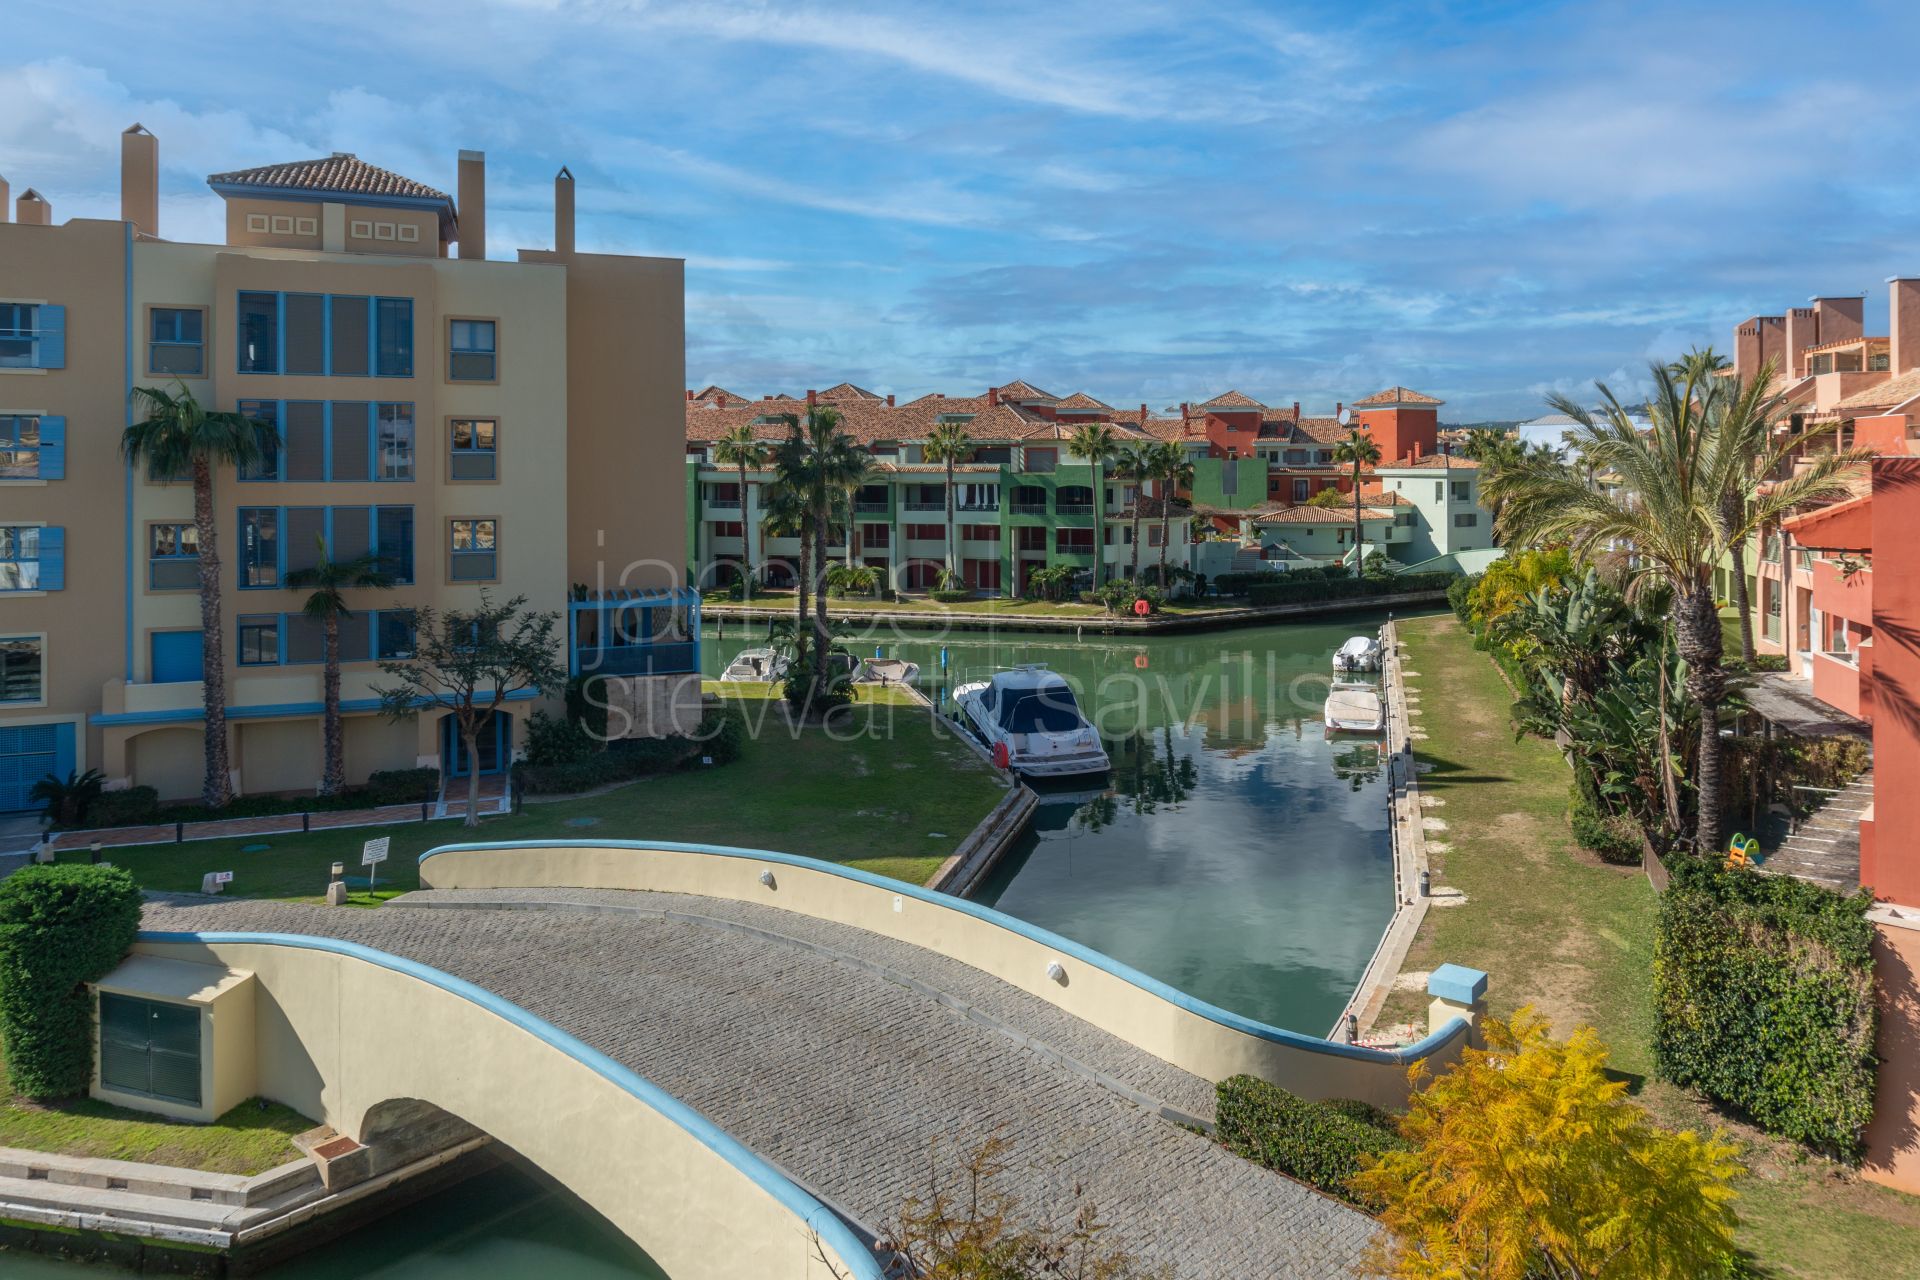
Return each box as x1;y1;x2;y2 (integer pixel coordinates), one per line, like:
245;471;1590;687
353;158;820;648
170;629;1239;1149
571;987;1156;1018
137;928;881;1279
420;838;1470;1067
1427;963;1489;1005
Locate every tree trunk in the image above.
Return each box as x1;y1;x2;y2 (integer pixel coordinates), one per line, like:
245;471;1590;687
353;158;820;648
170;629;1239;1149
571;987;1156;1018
945;462;957;580
1674;580;1727;854
1129;481;1143;581
320;610;344;796
462;723;482;827
1352;462;1364;577
192;457;233;809
1731;539;1756;666
1159;501;1173;586
1090;464;1104;590
738;463;753;600
794;523;810;640
813;507;832;706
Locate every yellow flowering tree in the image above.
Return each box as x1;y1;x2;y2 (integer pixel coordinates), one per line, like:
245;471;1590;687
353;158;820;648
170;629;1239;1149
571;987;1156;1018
1351;1008;1743;1280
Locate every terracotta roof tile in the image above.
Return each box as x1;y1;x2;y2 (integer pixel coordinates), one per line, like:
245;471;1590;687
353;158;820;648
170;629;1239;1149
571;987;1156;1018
690;385;751;407
1352;386;1444;407
1375;453;1481;470
815;382;884;402
207;153;451;204
1054;391;1115;411
1803;336;1890;357
993;379;1057;403
1835;369;1920;411
1200;390;1266;411
1251;505;1396;524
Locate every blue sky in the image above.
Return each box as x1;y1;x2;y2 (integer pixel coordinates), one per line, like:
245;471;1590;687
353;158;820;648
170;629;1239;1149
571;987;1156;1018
8;0;1920;418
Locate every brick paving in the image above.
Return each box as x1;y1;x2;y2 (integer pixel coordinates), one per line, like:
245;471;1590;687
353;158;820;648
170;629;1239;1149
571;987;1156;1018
141;890;1379;1278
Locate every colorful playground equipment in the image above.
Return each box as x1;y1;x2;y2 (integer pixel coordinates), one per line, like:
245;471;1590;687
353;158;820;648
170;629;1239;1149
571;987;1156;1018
1725;832;1763;871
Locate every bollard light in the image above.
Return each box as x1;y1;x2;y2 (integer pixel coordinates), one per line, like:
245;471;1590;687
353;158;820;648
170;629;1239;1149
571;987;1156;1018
330;862;345;881
1419;869;1431;898
89;841;102;865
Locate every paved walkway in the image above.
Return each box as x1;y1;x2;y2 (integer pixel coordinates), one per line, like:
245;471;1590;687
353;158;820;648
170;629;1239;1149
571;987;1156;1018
141;889;1378;1278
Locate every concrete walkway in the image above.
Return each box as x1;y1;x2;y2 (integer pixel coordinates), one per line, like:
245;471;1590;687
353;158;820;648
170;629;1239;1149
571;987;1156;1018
141;889;1378;1279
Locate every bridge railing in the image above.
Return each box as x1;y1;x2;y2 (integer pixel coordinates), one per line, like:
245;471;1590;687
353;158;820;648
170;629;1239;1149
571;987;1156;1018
418;839;1483;1107
133;930;877;1280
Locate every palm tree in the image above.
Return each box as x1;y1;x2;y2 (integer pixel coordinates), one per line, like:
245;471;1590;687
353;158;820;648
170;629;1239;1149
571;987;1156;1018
1114;443;1154;580
1490;360;1865;854
1067;423;1121;589
923;423;973;581
771;407;869;702
711;423;767;598
761;448;812;638
1331;429;1382;578
1154;442;1195;586
122;385;271;809
1667;346;1731;382
1699;352;1762;665
287;536;394;796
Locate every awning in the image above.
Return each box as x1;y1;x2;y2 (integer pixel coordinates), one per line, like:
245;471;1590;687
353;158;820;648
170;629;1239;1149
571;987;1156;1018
1744;672;1870;738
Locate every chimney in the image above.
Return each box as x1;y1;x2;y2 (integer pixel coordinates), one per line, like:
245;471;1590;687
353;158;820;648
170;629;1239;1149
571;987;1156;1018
1811;295;1865;351
1335;402;1343;419
1891;278;1920;377
686;389;695;401
1412;440;1423;460
457;149;486;260
886;394;895;406
1139;403;1148;419
1734;318;1762;381
1179;402;1189;417
806;389;817;405
553;165;575;256
1755;315;1785;377
121;124;158;239
1293;400;1301;420
16;189;51;226
987;386;1000;406
1784;307;1817;377
0;172;9;223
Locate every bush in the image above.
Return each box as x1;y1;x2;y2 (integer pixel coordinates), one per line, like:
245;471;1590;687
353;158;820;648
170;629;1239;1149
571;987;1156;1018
514;706;748;795
1448;572;1481;624
695;703;748;765
525;709;598;766
1212;570;1284;596
361;767;440;805
1654;858;1878;1159
1244;571;1454;608
1569;778;1645;865
929;588;976;603
87;786;162;828
1215;1075;1406;1205
566;674;611;741
1095;578;1163;615
0;865;142;1098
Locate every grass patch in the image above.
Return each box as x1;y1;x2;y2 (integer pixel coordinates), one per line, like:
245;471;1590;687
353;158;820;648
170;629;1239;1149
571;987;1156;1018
66;691;1004;896
0;1047;309;1173
1389;615;1920;1278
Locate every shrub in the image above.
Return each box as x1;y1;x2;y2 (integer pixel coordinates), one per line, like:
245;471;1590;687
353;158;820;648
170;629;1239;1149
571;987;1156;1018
1447;572;1480;624
1215;1075;1406;1205
1654;858;1877;1159
1212;570;1284;596
1751;653;1789;672
565;674;611;741
514;705;746;795
31;769;106;829
929;588;975;603
1569;770;1644;865
1244;571;1455;609
1094;578;1163;615
695;703;748;764
87;786;161;828
525;709;598;767
361;767;441;806
0;865;143;1098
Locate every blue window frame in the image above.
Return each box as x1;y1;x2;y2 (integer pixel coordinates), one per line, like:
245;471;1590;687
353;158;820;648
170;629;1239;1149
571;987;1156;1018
237;400;282;481
377;404;415;480
375;298;413;377
238;508;280;587
148;523;200;591
0;637;44;703
148;307;205;376
375;609;417;659
0;415;63;480
377;508;415;585
0;526;60;591
238;615;280;666
449;518;497;582
449;417;496;480
237;292;279;373
0;302;63;370
449;320;496;381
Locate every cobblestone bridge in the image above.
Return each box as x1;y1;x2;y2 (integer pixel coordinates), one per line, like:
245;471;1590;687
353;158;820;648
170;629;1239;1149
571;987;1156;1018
143;887;1377;1279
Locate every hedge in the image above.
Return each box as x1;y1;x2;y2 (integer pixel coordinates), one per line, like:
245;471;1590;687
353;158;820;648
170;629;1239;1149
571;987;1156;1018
1215;1075;1406;1204
65;768;443;831
0;865;143;1098
929;588;976;604
1569;765;1643;865
1653;858;1878;1159
1245;571;1455;608
87;786;162;828
514;705;747;795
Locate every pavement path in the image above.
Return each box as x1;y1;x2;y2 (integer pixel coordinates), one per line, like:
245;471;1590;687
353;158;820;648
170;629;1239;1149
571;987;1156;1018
142;888;1379;1279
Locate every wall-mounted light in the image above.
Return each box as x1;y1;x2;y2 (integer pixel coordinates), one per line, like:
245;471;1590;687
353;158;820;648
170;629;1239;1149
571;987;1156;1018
1046;961;1068;986
759;869;777;889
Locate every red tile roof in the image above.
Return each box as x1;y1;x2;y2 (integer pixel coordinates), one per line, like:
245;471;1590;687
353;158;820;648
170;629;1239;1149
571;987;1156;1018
207;153;451;204
1200;390;1266;411
1054;391;1115;411
993;379;1057;403
1376;454;1481;469
1252;505;1396;524
1352;386;1444;407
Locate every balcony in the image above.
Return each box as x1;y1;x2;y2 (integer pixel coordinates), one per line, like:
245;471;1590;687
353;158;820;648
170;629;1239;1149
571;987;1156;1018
1055;503;1094;516
568;588;701;679
576;641;699;678
903;501;947;512
704;496;742;510
1010;502;1049;516
853;501;890;514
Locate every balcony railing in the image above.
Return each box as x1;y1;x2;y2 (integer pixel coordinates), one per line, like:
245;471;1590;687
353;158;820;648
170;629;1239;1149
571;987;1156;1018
853;501;890;514
575;640;699;677
704;496;742;509
1010;502;1048;516
903;500;947;512
1056;503;1094;515
957;500;1000;512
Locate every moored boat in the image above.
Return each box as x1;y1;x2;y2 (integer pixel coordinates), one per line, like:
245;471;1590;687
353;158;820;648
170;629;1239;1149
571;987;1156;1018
1324;680;1384;733
1333;634;1382;673
720;647;790;683
954;664;1109;778
856;657;921;685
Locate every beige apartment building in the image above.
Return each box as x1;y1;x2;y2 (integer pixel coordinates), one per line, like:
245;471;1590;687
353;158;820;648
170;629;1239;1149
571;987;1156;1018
0;126;691;811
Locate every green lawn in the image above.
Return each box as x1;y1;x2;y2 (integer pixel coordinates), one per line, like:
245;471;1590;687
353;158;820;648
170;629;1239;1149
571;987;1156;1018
66;689;1006;897
1390;615;1920;1278
0;1048;310;1173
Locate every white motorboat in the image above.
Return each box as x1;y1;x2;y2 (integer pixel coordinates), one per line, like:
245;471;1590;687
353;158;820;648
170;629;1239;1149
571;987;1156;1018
954;665;1110;778
856;657;921;685
720;647;790;683
1333;634;1382;673
1324;681;1385;733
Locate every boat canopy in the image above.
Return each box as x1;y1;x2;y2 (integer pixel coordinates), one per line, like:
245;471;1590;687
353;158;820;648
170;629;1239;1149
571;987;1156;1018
982;676;1086;734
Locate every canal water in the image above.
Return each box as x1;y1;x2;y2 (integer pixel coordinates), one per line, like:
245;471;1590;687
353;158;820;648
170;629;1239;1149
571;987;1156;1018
706;606;1424;1034
5;1161;668;1278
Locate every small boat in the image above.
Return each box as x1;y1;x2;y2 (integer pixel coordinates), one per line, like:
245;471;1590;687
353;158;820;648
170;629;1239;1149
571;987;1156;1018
1333;634;1382;673
856;657;921;685
720;647;790;683
1324;681;1385;733
954;665;1110;778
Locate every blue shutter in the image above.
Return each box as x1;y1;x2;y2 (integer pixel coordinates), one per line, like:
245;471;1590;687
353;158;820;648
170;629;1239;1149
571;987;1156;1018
36;306;65;369
37;417;64;480
37;527;63;591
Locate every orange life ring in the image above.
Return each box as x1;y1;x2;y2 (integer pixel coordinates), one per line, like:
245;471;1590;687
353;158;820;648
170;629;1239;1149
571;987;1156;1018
992;741;1010;769
1133;598;1151;616
1134;654;1149;669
